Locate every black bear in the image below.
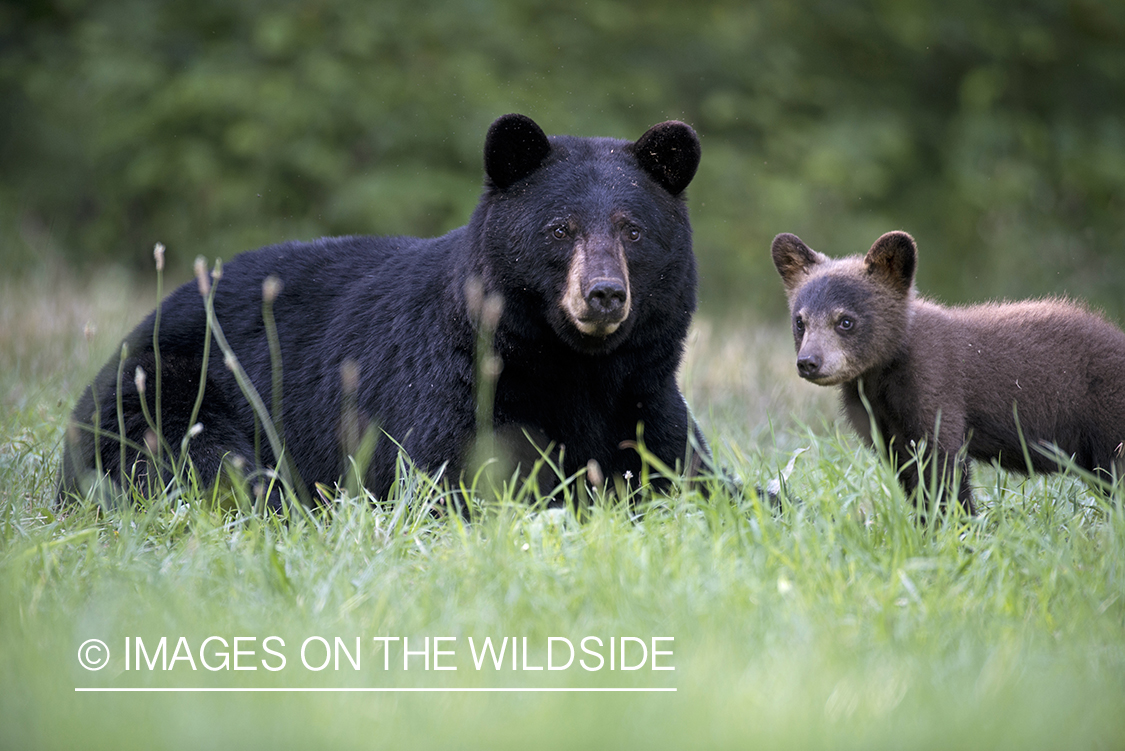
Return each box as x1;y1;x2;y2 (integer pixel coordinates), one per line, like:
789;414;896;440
772;230;1125;515
59;114;709;507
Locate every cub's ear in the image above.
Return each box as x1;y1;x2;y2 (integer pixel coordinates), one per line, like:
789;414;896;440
771;233;827;293
864;231;917;296
484;114;552;190
631;121;701;196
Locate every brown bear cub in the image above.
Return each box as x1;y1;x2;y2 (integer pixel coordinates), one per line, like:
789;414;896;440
772;230;1125;515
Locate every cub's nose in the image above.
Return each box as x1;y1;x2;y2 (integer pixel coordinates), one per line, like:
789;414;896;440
796;354;821;379
586;278;627;317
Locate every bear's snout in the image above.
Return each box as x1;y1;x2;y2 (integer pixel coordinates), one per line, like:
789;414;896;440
797;353;822;379
586;277;628;318
562;235;633;337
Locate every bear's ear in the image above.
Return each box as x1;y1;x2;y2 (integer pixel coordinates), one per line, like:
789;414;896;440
864;231;917;295
771;233;827;293
631;121;701;196
484;114;552;190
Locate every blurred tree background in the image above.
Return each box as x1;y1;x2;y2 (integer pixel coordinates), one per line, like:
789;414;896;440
2;0;1123;318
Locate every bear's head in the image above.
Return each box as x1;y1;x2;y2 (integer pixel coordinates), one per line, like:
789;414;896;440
771;231;917;385
476;114;701;355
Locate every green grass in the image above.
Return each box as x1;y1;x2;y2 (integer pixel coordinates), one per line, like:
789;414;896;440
2;270;1124;750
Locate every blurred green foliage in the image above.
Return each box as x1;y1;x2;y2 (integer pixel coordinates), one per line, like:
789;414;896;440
2;0;1124;317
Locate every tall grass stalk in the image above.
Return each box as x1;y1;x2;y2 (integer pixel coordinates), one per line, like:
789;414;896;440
196;259;307;505
114;342;128;490
151;243;165;467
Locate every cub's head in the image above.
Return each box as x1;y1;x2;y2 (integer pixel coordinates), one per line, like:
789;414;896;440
478;113;701;355
770;231;917;385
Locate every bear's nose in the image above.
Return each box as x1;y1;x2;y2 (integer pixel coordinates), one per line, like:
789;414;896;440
586;279;628;316
796;354;821;379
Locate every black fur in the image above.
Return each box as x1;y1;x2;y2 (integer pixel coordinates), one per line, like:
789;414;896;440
59;114;707;506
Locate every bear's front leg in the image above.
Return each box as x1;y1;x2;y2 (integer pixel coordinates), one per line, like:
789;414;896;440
619;386;710;487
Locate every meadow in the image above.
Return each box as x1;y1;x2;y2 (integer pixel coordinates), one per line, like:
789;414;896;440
2;268;1124;750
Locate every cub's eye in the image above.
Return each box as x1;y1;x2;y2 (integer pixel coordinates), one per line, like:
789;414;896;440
837;317;854;332
794;315;805;333
551;225;569;240
626;226;642;242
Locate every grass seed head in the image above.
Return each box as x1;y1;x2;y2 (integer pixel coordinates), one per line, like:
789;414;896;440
465;276;484;321
587;458;605;487
262;275;282;303
482;354;503;381
341;359;360;395
194;257;210;296
482;293;504;330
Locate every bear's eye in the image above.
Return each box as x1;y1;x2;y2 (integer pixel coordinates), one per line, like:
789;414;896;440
837;317;854;332
794;315;805;333
625;226;642;242
551;225;569;241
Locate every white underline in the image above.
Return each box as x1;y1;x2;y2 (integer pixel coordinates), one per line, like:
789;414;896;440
75;687;676;693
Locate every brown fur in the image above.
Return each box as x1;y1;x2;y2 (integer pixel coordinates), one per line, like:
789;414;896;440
772;230;1125;514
